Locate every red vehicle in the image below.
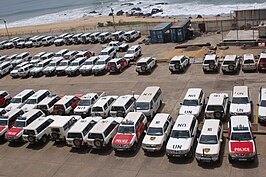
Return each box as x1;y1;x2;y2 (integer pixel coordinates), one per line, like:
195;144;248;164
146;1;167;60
5;109;44;142
112;112;147;152
76;51;95;59
106;58;129;73
53;95;80;115
228;116;257;163
258;53;266;72
0;91;11;107
0;109;24;137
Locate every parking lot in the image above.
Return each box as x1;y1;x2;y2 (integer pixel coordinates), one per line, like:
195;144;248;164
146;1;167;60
0;33;266;177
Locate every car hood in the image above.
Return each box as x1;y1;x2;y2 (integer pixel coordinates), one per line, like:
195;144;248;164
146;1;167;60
124;53;134;58
112;134;135;145
66;66;79;71
44;66;55;71
31;68;43;73
92;65;105;70
142;135;164;145
166;137;193;151
55;39;63;42
229;141;255;154
56;66;68;70
5;127;24;137
74;106;90;112
5;103;21;111
21;104;36;112
258;106;266;117
179;106;201;116
230;103;251;113
196;143;220;155
80;65;94;70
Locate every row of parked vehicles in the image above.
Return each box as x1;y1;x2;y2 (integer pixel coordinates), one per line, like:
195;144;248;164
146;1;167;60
168;52;266;74
0;30;141;50
0;85;260;164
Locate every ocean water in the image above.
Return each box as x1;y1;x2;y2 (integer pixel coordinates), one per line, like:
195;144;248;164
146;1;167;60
1;0;266;28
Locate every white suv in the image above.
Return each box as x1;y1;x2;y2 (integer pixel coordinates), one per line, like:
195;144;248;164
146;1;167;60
74;92;103;118
92;56;111;75
56;60;71;76
30;59;52;77
91;96;118;118
169;55;190;73
142;113;173;152
258;87;266;123
110;95;138;117
22;117;54;144
166;115;198;158
222;55;241;74
205;93;229;120
48;115;81;142
136;57;156;74
179;88;205;118
242;54;257;72
124;45;141;61
87;117;123;149
229;86;253;121
196;119;223;163
123;30;141;42
202;54;219;73
43;57;63;76
65;57;86;76
0;61;13;78
66;117;102;148
79;56;99;75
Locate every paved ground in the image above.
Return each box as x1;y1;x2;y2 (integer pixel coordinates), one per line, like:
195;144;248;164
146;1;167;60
0;34;266;177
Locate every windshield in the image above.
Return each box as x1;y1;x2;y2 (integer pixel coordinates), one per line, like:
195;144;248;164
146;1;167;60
55;54;62;57
118;126;134;134
183;99;198;106
170;60;180;64
231;132;252;141
0;119;7;126
199;135;218;144
244;59;254;64
70;62;79;66
260;100;266;107
135;102;149;110
48;63;56;66
84;61;93;65
96;61;105;65
170;130;190;138
33;56;40;60
232;97;249;104
67;133;83;139
11;98;22;103
87;133;103;139
92;106;103;112
207;105;224;111
25;99;37;104
59;62;68;66
111;106;125;112
204;60;215;64
223;61;235;65
100;52;108;56
36;64;43;68
23;129;35;135
78;100;91;106
127;50;135;54
147;127;163;136
14;121;26;128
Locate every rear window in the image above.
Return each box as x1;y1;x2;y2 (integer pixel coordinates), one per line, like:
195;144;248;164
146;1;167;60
260;58;266;62
170;60;180;64
223;61;235;65
244;59;254;64
67;132;82;138
87;133;103;139
204;60;215;64
37;105;48;110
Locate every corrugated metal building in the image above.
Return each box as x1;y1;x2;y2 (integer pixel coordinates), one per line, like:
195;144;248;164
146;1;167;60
234;9;266;21
149;22;172;43
170;20;192;42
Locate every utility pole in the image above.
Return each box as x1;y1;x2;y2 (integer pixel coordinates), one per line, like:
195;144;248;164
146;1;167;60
0;19;10;39
111;8;116;31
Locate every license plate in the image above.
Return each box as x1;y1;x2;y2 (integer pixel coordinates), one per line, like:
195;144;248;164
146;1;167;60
238;158;247;161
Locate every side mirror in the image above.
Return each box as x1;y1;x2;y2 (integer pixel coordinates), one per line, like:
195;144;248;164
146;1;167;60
250;101;253;104
226;137;229;140
197;138;199;142
207;96;209;99
253;136;256;140
228;100;231;104
180;103;183;105
144;130;147;134
191;135;194;138
200;103;203;106
257;104;259;106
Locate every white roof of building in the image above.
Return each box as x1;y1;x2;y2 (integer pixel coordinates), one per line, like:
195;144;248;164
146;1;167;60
48;115;81;127
149;113;170;128
184;88;202;100
173;115;194;130
201;119;220;135
68;117;102;133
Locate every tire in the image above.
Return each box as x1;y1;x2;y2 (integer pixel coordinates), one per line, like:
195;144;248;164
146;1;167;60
41;135;48;144
132;142;138;151
5;99;10;106
228;65;235;71
174;64;180;70
28;135;35;143
94;139;103;148
51;133;59;140
228;155;234;164
73;138;82;147
141;66;147;72
214;111;223;119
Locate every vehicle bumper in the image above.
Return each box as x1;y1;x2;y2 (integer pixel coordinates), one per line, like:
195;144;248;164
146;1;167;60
196;155;219;162
56;70;66;76
229;154;256;162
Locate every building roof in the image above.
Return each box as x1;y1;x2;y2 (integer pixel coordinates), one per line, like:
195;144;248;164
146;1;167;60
151;22;172;31
171;20;190;29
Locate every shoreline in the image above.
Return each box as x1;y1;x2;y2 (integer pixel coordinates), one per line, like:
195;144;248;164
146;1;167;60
0;15;232;38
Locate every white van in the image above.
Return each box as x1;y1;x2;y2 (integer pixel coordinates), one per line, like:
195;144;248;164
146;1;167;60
20;90;50;112
91;96;118;118
135;86;162;119
110;95;138;117
48;115;81;141
5;89;35;111
42;36;54;46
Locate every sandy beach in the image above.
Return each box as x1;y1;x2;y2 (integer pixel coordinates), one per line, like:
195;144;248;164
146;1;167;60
0;15;231;38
